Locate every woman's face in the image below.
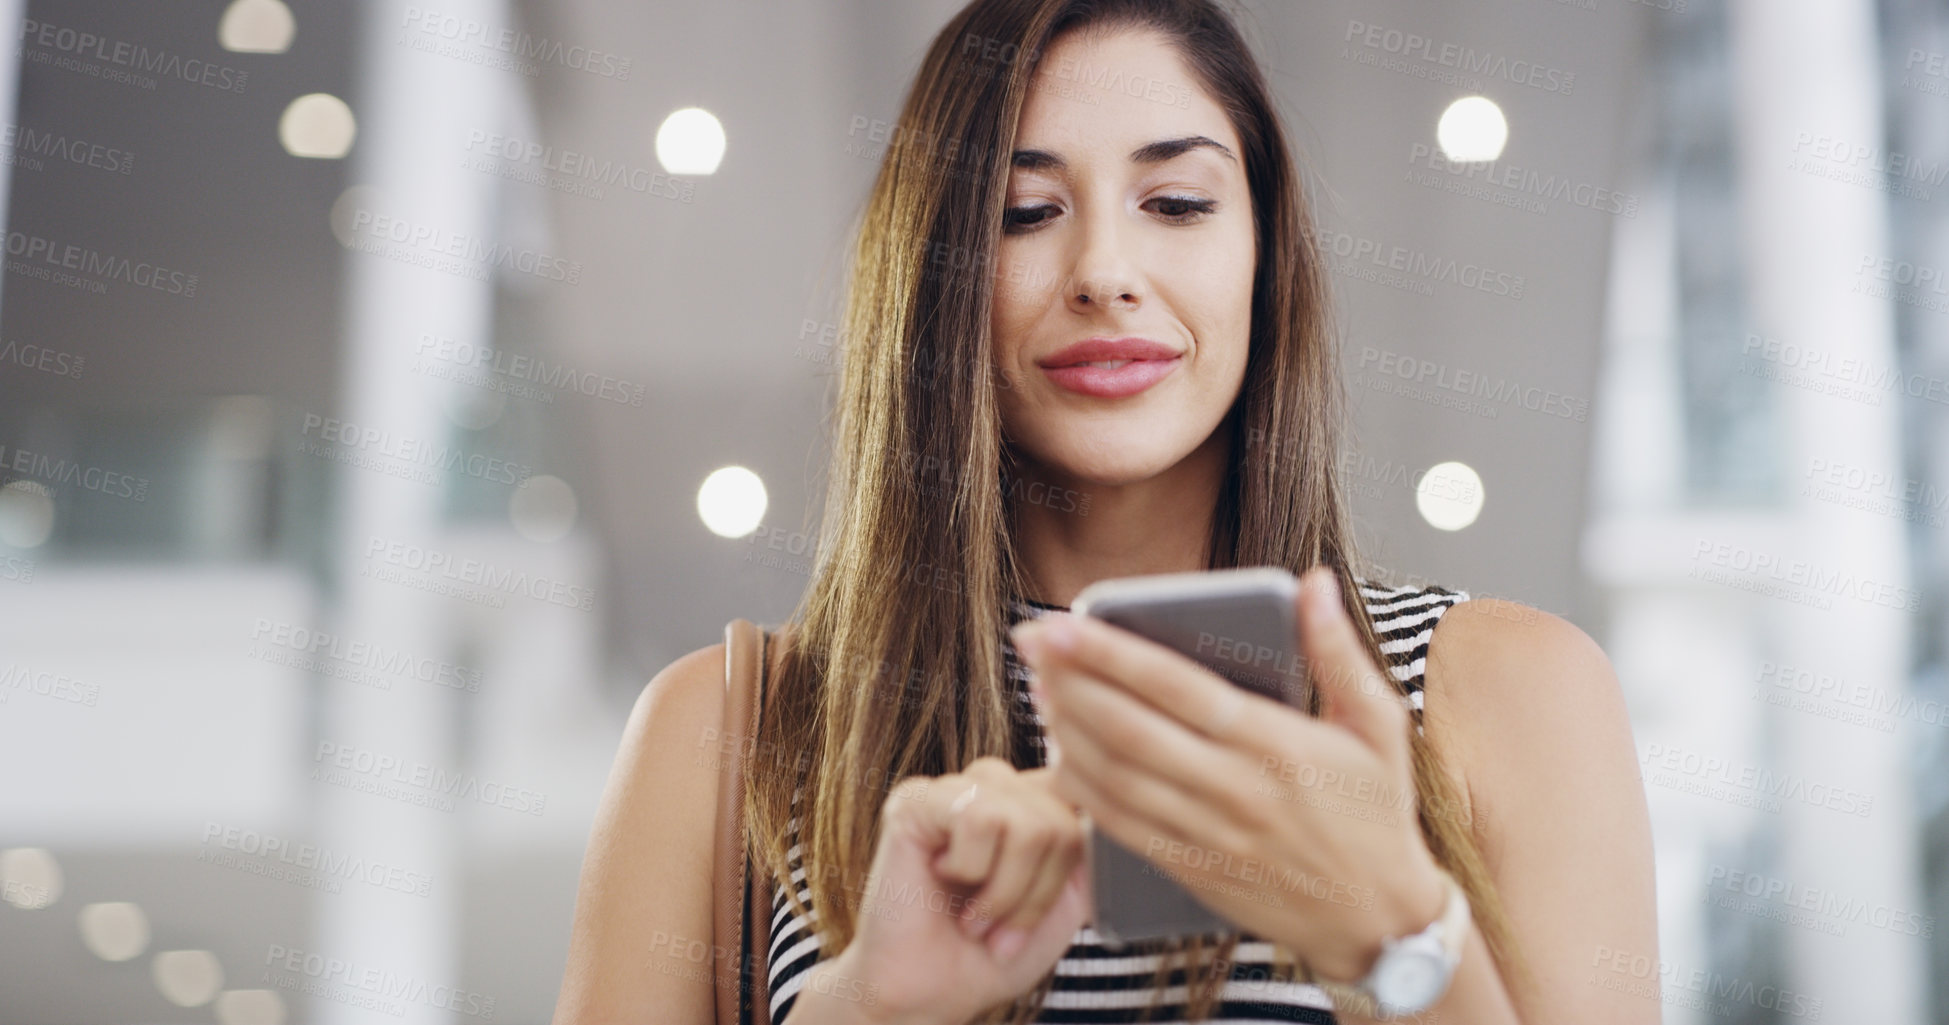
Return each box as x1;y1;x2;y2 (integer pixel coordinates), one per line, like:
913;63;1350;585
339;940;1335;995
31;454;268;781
992;26;1256;488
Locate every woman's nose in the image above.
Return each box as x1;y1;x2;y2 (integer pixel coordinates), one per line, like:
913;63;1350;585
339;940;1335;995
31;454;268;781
1062;195;1146;311
1065;230;1142;312
1069;274;1140;310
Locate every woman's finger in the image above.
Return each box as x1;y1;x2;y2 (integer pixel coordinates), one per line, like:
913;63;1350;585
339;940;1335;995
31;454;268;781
1045;742;1209;891
1041;679;1251;853
1015;612;1282;738
993;806;1085;941
966;801;1061;938
1018;612;1331;767
1036;658;1284;820
1295;567;1412;766
932;777;1005;895
980;775;1085;933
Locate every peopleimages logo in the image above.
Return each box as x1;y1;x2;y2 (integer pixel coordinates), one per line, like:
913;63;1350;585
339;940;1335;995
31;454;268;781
1638;741;1874;817
0;339;86;379
18;18;249;93
0;554;33;585
1354;346;1589;422
263;944;495;1019
0;123;135;174
461;131;690;202
361;536;597;613
301;414;535;487
1590;946;1821;1021
200;822;432;898
1688;538;1920;613
0;443;149;501
1342;19;1576;95
5;230;198;295
0;662;101;707
250;618;484;694
1755;661;1949;731
1705;863;1933;939
413;333;647;407
342;208;581;284
1310;227;1527;300
1405;144;1639;217
400;6;631;80
313;740;548;816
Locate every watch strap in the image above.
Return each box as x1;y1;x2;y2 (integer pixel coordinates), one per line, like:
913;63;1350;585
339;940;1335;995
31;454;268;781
1313;867;1470;1019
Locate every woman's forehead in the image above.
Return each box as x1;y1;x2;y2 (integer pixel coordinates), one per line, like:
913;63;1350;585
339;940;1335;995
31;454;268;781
1013;28;1235;166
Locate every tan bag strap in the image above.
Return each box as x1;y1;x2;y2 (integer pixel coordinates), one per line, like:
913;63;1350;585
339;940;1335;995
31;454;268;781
714;619;772;1025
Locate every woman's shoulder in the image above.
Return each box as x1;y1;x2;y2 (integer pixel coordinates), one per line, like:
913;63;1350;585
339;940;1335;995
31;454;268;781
1351;573;1616;709
1392;577;1628;767
554;640;737;1021
1389;581;1644;906
1350;569;1596;661
637;641;729;725
634;620;796;717
1388;578;1604;685
610;643;732;814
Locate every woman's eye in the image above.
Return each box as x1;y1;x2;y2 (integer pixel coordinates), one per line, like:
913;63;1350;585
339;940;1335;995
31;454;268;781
1001;196;1217;234
1003;204;1058;233
1148;195;1218;222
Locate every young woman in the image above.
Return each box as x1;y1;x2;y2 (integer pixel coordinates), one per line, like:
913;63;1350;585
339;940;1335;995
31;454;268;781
552;1;1658;1022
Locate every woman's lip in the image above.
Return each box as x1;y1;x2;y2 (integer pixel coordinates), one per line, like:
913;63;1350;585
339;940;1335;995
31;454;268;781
1038;337;1180;366
1040;356;1182;398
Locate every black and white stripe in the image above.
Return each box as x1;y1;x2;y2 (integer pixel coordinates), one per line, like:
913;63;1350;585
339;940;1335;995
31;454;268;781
763;576;1470;1022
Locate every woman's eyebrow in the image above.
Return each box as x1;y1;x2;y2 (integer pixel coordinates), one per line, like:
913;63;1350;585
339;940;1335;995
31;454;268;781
1010;134;1236;172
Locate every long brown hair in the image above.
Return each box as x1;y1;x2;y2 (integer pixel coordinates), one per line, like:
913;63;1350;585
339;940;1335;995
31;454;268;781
745;0;1525;1019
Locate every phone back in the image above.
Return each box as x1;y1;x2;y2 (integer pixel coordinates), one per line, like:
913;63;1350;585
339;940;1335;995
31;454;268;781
1080;570;1308;707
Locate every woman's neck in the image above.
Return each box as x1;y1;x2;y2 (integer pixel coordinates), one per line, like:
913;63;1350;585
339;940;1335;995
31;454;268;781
1009;424;1230;608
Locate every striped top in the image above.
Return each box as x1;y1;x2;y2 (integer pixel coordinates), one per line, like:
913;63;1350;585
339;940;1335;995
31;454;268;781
763;577;1470;1022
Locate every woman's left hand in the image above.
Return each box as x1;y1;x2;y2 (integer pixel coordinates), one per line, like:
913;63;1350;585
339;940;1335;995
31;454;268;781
1009;566;1450;983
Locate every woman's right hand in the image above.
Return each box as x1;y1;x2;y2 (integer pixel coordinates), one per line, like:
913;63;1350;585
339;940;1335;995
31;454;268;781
789;756;1091;1025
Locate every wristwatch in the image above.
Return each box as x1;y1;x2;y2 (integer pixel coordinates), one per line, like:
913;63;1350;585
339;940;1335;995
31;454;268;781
1313;868;1471;1019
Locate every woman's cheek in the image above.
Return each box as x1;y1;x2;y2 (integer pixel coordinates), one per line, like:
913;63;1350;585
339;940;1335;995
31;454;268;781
993;247;1056;313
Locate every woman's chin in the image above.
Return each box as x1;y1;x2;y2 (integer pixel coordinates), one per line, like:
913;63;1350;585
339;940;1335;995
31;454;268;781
1036;446;1186;489
1006;410;1214;488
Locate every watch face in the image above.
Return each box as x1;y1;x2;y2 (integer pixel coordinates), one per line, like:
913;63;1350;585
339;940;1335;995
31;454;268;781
1372;949;1448;1012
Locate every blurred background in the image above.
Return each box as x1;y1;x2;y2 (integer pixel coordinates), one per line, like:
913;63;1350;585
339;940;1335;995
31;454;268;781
1;0;1944;1021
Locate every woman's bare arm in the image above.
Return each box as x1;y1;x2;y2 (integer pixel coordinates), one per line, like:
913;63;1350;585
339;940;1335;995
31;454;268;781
1408;598;1662;1024
552;643;729;1025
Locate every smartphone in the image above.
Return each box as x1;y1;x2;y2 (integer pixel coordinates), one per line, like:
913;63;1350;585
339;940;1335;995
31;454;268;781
1068;565;1310;946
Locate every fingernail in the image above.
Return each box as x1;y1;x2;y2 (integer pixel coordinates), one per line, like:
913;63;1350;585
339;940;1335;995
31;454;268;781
989;926;1027;960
